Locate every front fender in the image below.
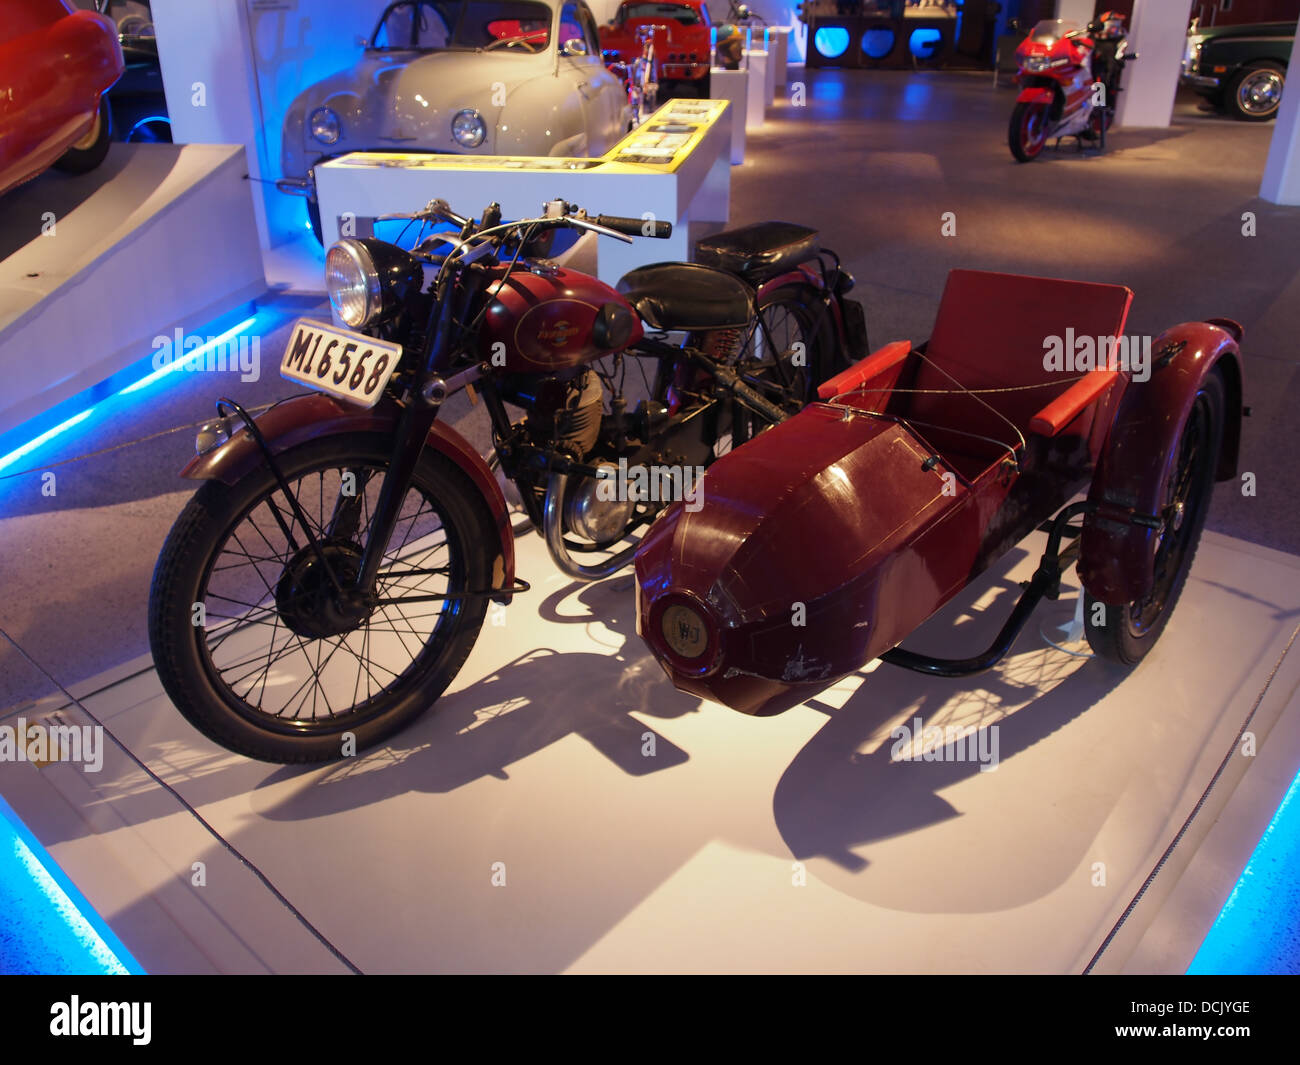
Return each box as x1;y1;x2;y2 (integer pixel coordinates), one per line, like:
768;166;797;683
182;393;516;600
1078;320;1243;605
1016;86;1056;106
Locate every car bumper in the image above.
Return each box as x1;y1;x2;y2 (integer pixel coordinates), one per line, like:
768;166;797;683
1181;73;1222;91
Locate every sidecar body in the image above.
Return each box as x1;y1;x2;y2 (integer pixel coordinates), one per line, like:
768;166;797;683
634;268;1244;715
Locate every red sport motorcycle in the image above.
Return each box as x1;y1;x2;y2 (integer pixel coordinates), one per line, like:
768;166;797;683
1008;12;1135;162
148;198;867;762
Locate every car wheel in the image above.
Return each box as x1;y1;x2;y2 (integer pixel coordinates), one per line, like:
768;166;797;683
54;98;113;174
307;197;324;245
1226;61;1285;121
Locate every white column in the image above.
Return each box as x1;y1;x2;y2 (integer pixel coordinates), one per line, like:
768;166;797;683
1260;32;1300;204
1056;0;1094;25
1114;0;1194;128
744;50;769;129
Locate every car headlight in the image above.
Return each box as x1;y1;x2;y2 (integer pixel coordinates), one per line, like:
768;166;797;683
451;108;486;149
310;107;340;145
326;239;381;328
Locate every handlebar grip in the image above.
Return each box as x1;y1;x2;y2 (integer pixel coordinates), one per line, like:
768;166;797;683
594;214;673;239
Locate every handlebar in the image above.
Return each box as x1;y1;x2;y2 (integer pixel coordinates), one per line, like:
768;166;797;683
593;214;673;239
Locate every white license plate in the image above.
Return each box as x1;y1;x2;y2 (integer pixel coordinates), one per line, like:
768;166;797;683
279;318;403;408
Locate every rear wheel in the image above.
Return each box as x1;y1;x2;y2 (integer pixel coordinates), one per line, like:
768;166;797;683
731;283;833;445
1084;370;1225;665
1009;100;1050;162
149;435;495;762
1226;61;1285;121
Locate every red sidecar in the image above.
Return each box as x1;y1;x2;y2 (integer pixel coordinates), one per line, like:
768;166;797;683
634;268;1245;716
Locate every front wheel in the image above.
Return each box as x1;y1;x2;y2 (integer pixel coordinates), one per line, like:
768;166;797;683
1084;369;1225;665
54;98;112;174
148;435;496;762
1226;61;1285;121
1008;100;1050;162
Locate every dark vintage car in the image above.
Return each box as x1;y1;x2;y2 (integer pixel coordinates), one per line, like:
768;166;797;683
1182;20;1294;121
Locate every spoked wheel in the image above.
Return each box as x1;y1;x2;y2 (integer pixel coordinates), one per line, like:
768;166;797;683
730;284;831;446
149;435;495;762
1085;370;1225;665
1009;101;1050;162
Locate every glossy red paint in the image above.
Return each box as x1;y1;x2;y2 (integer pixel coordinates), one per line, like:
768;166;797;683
599;0;713;84
0;0;124;196
180;392;516;599
478;264;643;372
634;268;1171;716
1078;321;1244;605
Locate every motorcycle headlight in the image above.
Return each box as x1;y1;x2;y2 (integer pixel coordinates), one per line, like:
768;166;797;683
310;106;341;145
326;239;381;328
451;108;487;149
1023;54;1049;71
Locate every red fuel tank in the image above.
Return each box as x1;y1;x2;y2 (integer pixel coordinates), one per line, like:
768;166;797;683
478;265;643;373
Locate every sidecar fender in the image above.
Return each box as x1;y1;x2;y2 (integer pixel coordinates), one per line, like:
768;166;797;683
181;392;516;600
1078;320;1243;605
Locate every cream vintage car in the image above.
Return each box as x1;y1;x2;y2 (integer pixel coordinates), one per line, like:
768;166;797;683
280;0;630;239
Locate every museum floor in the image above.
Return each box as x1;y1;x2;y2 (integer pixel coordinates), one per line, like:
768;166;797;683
0;68;1297;973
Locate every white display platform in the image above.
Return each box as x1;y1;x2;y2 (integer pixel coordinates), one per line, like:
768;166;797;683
769;27;791;87
709;68;750;164
314;101;733;287
0;144;266;439
745;50;770;130
4;527;1298;974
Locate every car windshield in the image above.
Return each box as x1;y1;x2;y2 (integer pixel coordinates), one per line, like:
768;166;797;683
371;0;554;51
620;3;705;26
1029;18;1081;43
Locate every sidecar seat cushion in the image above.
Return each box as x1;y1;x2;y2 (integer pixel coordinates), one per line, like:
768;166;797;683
694;222;819;284
616;262;753;332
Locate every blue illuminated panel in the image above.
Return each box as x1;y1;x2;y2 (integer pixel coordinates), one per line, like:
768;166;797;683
1188;767;1300;974
0;797;144;975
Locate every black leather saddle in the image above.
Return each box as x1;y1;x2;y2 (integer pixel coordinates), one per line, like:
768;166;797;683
694;221;820;284
616;262;753;331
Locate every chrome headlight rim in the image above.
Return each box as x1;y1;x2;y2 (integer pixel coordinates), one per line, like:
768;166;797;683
451;108;487;149
309;106;341;145
325;239;382;328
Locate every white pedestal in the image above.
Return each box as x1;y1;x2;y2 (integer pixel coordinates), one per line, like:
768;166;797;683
768;27;791;88
315;102;733;287
744;51;769;129
708;68;748;164
761;39;777;101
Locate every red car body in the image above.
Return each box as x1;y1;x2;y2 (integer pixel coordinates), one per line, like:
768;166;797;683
600;0;713;89
0;0;124;196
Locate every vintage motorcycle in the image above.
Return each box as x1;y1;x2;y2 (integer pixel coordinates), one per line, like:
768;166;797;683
1008;12;1135;162
148;198;866;762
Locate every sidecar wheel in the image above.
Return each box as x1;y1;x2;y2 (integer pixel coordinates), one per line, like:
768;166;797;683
1009;101;1049;162
1084;369;1225;665
149;434;495;763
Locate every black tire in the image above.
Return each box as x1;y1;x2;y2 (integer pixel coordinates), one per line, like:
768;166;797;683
731;283;834;445
148;434;495;763
53;98;112;174
307;197;324;245
1008;100;1049;162
1225;61;1285;122
1084;369;1225;665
